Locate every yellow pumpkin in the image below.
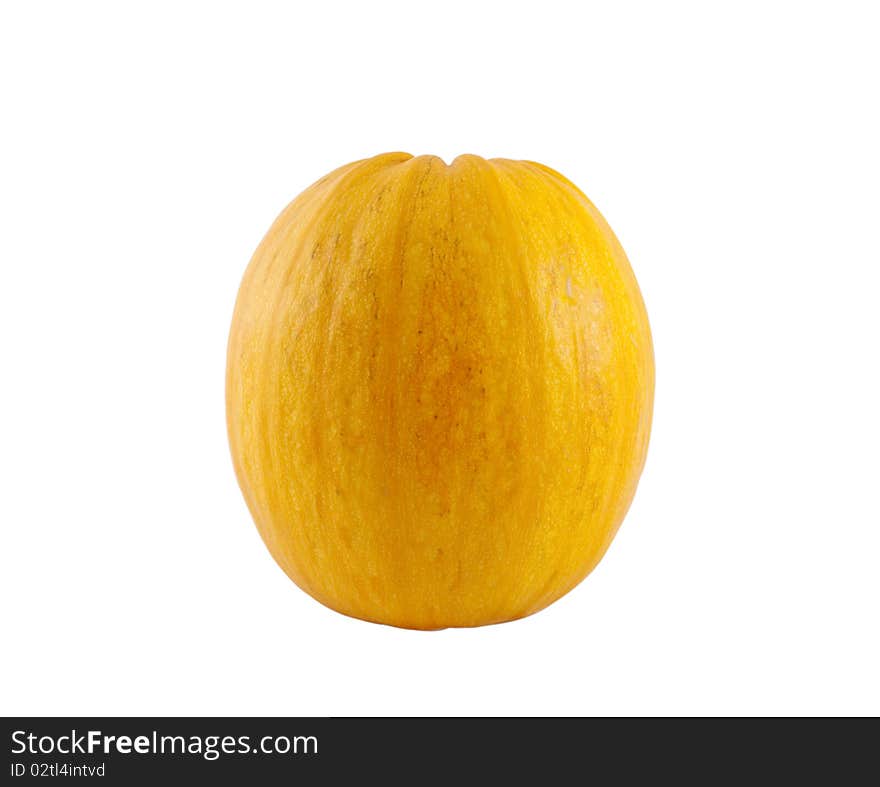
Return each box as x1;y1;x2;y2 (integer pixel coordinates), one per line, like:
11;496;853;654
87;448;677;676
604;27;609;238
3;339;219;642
226;152;654;629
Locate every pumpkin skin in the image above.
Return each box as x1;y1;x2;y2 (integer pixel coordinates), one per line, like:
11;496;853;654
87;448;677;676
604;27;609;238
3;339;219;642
226;152;654;629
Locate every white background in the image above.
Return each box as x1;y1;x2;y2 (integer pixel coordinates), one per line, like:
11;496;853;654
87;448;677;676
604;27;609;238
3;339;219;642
2;2;878;716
